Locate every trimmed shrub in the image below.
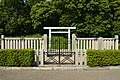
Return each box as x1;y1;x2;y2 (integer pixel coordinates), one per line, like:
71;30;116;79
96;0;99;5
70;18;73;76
87;50;120;67
0;49;34;67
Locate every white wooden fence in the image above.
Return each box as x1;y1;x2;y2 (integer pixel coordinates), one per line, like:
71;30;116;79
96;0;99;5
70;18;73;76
1;36;42;50
1;35;46;65
72;34;119;66
1;34;119;66
76;35;119;50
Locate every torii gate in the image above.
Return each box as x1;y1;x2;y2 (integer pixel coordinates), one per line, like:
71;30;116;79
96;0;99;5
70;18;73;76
44;27;76;50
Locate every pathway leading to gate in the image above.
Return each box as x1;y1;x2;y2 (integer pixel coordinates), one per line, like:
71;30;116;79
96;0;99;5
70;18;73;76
0;69;120;80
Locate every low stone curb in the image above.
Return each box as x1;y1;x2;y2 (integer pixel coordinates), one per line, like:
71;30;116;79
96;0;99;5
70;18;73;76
0;67;53;70
0;66;120;70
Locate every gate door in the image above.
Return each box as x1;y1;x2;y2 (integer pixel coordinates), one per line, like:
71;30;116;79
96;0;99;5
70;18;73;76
43;38;75;65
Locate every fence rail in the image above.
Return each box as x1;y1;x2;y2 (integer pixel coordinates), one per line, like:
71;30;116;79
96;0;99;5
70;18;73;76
1;35;45;66
1;35;43;50
77;38;97;50
76;35;119;50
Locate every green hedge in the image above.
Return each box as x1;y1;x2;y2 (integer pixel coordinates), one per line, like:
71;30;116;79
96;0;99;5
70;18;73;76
0;49;34;67
87;50;120;67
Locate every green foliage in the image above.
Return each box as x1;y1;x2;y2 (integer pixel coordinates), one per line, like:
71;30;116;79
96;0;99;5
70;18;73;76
8;34;42;38
111;0;120;36
0;49;34;67
0;0;120;37
30;0;120;37
0;0;34;36
26;0;45;7
119;43;120;49
30;1;61;34
51;36;68;49
87;50;120;67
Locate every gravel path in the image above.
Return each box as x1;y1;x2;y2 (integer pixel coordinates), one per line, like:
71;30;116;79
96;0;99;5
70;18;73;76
0;69;120;80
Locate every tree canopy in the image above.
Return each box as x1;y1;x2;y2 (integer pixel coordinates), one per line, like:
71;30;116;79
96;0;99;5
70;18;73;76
0;0;120;37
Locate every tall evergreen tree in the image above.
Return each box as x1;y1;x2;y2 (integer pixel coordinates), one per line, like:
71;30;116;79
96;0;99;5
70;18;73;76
0;0;34;36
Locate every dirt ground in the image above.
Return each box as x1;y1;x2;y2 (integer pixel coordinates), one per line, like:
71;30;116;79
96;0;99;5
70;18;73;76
0;69;120;80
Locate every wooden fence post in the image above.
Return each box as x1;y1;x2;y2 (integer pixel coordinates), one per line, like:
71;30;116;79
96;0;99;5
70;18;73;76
98;37;103;50
72;34;78;66
40;34;47;66
1;35;5;49
72;34;77;51
43;34;47;52
115;35;119;50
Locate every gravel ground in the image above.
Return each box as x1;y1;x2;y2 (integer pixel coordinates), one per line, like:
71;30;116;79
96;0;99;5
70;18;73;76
0;69;120;80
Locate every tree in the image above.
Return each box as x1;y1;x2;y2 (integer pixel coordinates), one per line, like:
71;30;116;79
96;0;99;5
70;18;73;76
0;0;34;36
54;0;120;37
0;0;120;37
110;0;120;36
26;0;45;7
30;1;61;34
30;0;120;37
57;0;113;37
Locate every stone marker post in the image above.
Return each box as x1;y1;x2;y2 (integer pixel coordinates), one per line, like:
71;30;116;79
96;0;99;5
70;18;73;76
98;37;103;50
72;34;78;66
115;35;119;50
1;35;5;49
40;34;47;66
